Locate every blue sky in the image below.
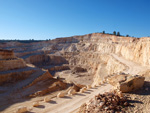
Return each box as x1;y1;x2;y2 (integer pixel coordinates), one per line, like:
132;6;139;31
0;0;150;40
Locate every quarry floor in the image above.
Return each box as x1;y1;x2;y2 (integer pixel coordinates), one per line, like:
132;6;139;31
1;54;150;113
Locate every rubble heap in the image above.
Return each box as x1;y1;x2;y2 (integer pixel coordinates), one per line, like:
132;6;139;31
80;91;130;113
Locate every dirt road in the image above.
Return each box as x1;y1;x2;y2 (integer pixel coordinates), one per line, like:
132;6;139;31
30;84;112;113
111;54;150;75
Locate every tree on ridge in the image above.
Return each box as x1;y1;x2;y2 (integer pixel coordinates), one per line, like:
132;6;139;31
113;31;116;35
117;32;120;36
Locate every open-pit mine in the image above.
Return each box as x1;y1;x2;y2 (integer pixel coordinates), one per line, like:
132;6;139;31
0;33;150;113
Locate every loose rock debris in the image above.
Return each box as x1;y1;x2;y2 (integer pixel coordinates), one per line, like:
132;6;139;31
79;91;131;113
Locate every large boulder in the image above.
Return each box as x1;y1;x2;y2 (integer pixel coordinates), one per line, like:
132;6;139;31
108;74;145;93
16;106;28;113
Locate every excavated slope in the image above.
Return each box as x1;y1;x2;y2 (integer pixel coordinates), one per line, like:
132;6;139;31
1;33;150;113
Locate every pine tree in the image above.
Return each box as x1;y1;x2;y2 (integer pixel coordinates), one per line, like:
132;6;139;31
113;31;116;35
117;32;120;36
102;31;105;34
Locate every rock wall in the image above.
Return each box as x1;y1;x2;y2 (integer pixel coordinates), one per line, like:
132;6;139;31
0;58;26;71
23;71;53;89
25;54;68;66
0;49;27;71
92;55;127;86
0;49;16;60
65;51;126;86
117;40;150;66
51;37;80;44
82;33;150;66
62;33;150;67
0;69;35;85
95;39;150;66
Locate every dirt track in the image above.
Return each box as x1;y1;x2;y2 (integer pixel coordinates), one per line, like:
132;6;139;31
112;54;150;75
30;84;112;113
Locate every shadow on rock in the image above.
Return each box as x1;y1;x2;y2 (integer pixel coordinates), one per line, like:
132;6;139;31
62;96;72;99
76;93;86;96
83;91;91;94
26;111;35;113
129;81;150;95
48;100;57;104
87;89;93;92
36;105;45;109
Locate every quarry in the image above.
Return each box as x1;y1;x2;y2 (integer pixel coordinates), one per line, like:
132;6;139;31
0;33;150;113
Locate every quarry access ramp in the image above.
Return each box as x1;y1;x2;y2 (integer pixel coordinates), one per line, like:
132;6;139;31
111;54;150;75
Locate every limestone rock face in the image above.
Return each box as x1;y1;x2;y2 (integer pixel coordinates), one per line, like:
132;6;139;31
0;58;27;71
0;49;16;60
48;65;70;73
0;69;36;85
92;55;126;86
108;74;145;93
25;54;68;66
24;71;53;89
0;49;26;71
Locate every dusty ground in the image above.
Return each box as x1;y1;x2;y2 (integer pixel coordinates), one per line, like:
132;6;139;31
55;70;93;85
2;54;150;113
126;81;150;113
